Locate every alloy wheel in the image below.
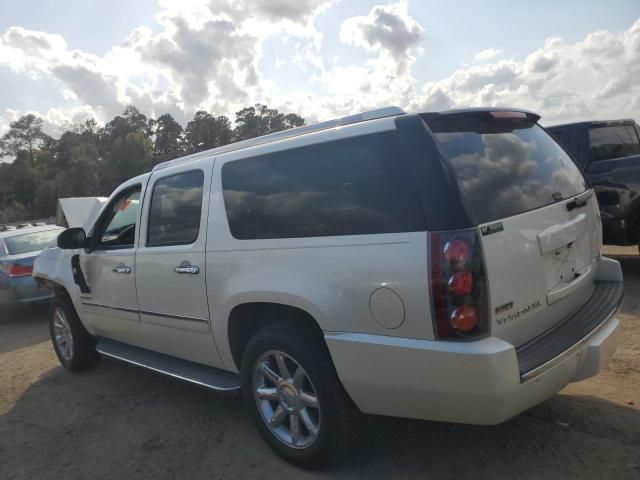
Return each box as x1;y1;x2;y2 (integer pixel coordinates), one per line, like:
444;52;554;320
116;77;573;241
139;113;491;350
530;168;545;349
252;350;321;449
52;307;74;362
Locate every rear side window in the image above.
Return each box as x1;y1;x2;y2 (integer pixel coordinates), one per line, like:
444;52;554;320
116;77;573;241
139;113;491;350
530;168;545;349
4;230;60;255
429;113;586;224
147;170;204;246
221;131;425;239
589;125;640;162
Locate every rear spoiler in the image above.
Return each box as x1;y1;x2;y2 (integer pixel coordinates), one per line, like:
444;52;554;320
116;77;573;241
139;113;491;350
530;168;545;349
421;108;541;124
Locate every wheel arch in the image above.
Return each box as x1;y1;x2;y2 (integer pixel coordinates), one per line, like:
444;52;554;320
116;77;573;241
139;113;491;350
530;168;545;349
226;301;327;372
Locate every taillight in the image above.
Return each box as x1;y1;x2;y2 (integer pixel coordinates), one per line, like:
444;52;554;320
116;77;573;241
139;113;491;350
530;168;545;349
443;240;469;265
448;271;473;296
5;263;33;277
430;229;489;340
450;305;478;332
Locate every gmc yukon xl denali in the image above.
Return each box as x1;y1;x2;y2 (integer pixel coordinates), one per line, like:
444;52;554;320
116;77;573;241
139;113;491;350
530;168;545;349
34;107;623;468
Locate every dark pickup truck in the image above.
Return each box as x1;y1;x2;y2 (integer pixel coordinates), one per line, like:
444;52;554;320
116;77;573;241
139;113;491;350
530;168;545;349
548;120;640;251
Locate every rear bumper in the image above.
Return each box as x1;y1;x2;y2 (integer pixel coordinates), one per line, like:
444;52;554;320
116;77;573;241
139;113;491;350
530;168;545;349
326;257;623;425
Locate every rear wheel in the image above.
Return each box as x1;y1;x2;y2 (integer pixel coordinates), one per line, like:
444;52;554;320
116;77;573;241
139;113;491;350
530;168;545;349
50;297;99;371
241;324;358;469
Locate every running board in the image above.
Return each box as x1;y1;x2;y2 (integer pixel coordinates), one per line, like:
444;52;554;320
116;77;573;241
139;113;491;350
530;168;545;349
96;338;241;391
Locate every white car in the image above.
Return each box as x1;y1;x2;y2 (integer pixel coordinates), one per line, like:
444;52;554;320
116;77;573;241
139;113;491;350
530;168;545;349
34;107;623;468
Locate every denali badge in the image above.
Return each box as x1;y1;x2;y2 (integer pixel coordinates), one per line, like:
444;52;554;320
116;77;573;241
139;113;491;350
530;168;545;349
495;301;514;315
481;222;504;236
496;300;542;326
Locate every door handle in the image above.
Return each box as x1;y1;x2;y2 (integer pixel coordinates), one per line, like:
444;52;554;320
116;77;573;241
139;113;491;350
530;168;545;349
174;265;200;275
112;266;132;274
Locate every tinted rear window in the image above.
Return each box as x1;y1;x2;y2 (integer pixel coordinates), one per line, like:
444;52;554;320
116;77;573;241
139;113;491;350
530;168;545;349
221;131;425;239
429;114;587;224
4;229;61;255
589;125;640;162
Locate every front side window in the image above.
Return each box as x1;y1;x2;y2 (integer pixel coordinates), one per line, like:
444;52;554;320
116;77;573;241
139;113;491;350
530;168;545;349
147;170;204;246
4;229;61;255
98;188;141;249
221;131;425;239
589;125;640;162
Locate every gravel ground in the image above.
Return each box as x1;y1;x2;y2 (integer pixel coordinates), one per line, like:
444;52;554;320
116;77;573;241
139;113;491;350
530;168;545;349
0;246;639;479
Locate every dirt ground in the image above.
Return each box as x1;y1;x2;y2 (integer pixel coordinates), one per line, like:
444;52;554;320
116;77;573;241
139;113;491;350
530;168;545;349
1;247;639;480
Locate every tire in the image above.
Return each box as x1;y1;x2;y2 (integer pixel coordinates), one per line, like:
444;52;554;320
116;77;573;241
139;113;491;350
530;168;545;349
241;323;358;469
49;296;100;371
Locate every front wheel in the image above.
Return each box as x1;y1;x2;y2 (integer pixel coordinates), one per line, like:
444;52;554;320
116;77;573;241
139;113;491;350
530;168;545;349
50;297;99;371
241;324;358;469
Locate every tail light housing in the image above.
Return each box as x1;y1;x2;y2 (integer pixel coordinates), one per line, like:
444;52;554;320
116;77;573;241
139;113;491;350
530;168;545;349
4;263;33;278
429;229;489;340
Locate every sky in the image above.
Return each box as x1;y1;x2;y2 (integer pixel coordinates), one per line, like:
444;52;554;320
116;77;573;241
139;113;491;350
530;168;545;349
0;0;639;138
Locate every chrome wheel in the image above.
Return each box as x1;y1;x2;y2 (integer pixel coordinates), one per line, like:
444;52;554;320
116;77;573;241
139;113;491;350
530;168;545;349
253;350;321;449
52;307;74;362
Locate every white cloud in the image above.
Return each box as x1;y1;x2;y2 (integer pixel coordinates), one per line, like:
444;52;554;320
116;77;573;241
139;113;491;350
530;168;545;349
473;48;502;63
340;1;422;71
409;17;640;125
273;1;424;121
0;2;639;137
0;0;335;134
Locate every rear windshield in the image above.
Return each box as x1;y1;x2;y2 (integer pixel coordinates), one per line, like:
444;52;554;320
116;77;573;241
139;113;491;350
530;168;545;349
429;113;587;224
4;229;60;255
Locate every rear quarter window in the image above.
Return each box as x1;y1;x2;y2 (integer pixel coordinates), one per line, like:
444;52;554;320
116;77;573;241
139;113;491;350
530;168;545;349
221;131;425;239
429;114;587;224
589;125;640;162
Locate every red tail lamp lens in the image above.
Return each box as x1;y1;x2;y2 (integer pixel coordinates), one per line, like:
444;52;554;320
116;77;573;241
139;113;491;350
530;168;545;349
430;229;487;340
443;240;469;264
450;305;478;332
6;263;33;277
448;271;473;296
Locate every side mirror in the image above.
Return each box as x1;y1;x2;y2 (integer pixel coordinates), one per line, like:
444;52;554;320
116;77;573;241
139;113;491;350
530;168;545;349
57;228;88;250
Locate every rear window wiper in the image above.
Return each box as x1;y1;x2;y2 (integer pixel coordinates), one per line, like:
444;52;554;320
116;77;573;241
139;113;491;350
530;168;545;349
566;190;593;212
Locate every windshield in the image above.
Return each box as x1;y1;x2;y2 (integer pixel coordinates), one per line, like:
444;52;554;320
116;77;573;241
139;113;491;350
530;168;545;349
428;114;587;224
4;229;61;255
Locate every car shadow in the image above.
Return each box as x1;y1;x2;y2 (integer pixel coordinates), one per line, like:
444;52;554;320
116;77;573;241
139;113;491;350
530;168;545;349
1;357;639;480
0;305;50;355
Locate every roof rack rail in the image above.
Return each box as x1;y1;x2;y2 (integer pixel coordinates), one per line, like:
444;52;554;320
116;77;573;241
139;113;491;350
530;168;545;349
152;106;406;172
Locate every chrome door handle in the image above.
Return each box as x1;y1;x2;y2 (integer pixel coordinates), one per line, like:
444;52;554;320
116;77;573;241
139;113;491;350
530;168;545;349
112;266;132;274
174;265;200;275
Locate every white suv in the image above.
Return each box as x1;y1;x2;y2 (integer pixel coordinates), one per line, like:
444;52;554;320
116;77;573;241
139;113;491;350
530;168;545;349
34;107;623;468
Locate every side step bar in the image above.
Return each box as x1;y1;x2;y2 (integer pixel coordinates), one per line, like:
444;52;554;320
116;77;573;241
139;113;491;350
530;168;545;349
96;338;241;391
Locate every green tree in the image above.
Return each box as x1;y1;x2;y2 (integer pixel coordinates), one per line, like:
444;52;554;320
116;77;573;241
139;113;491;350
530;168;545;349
98;106;153;193
0;114;52;164
0;163;12;210
0;201;29;224
8;152;38;211
0;104;306;224
184;111;232;153
233;104;305;142
151;113;184;163
32;179;58;218
56;141;100;198
100;131;152;193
